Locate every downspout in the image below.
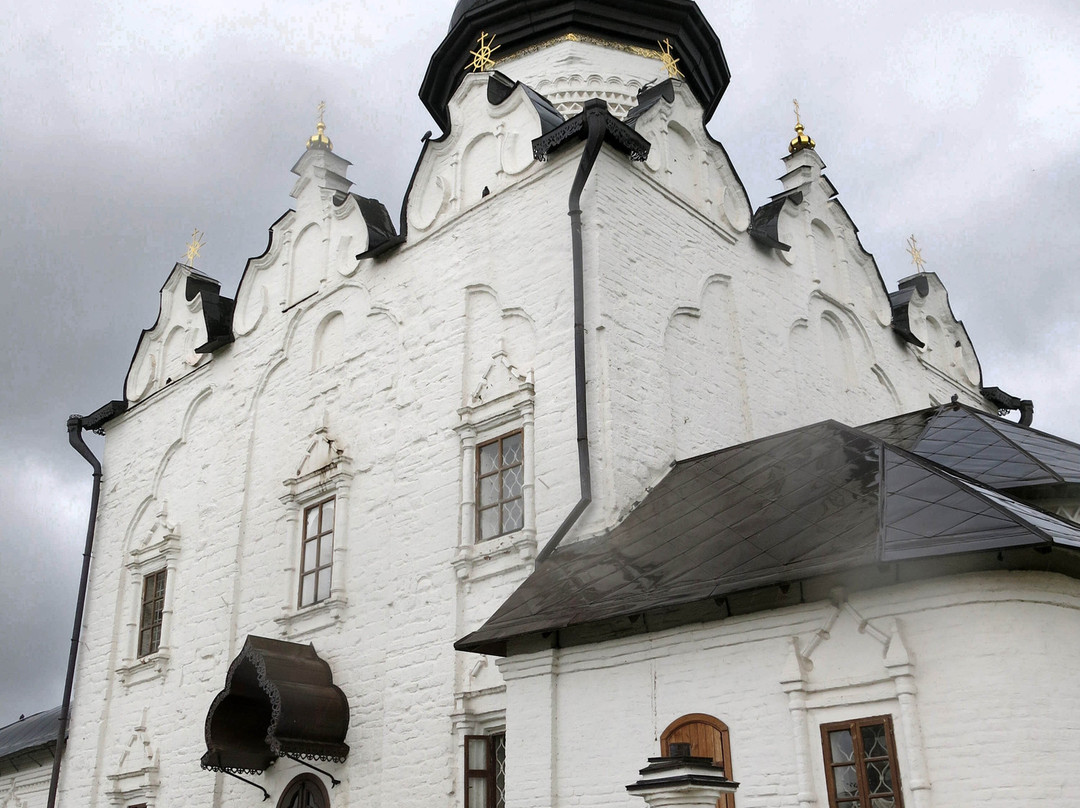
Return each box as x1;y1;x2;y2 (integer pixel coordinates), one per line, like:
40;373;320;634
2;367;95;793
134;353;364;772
536;101;608;563
980;387;1035;427
48;401;125;808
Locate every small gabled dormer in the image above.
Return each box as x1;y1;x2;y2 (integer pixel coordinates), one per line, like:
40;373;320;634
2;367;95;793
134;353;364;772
753;112;893;322
231;113;398;335
404;72;564;237
888;271;982;387
125;263;234;404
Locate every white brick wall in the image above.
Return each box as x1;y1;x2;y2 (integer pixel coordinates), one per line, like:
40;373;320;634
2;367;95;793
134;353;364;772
57;37;1007;808
0;761;51;808
500;572;1080;808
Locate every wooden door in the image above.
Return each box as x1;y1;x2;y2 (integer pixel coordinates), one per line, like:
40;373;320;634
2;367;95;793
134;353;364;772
660;714;735;808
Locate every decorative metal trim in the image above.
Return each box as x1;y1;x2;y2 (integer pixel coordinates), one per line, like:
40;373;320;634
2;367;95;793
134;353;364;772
495;32;665;66
533;101;650;163
201;762;266;777
283;753;342;787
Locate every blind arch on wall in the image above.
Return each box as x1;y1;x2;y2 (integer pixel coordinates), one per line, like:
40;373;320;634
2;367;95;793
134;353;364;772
660;713;735;808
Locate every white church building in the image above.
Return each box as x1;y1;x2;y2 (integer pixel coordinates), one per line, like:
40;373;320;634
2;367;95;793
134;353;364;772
39;1;1080;807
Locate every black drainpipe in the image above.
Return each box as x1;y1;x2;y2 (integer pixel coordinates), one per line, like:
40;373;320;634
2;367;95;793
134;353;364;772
48;401;126;808
535;101;608;564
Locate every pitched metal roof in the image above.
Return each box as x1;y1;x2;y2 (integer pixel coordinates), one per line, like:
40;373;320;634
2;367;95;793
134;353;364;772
457;416;1080;655
860;404;1080;488
0;707;60;762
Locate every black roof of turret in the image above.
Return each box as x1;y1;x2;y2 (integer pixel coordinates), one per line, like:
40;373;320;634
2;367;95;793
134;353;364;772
422;0;731;132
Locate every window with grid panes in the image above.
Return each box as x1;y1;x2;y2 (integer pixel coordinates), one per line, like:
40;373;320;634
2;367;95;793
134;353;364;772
138;569;167;657
465;732;505;808
299;498;335;607
821;715;904;808
477;431;524;540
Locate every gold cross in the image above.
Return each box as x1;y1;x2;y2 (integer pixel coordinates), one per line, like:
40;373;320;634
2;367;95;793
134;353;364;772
658;38;684;79
466;31;500;72
794;98;802;127
316;100;326;124
906;235;927;273
185;228;206;266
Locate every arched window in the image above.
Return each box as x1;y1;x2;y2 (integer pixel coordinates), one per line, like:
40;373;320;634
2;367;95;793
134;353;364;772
277;774;330;808
660;714;734;808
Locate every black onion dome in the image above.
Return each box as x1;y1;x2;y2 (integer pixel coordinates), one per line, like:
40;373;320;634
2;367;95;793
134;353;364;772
449;0;496;30
422;0;731;132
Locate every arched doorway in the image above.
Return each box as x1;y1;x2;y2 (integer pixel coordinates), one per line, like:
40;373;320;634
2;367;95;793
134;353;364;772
660;713;734;808
277;774;330;808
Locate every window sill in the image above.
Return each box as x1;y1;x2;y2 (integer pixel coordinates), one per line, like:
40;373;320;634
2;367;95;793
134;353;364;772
275;595;349;640
116;650;170;687
454;531;536;582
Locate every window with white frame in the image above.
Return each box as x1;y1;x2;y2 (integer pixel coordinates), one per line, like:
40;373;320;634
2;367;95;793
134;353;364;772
299;497;335;607
476;431;524;540
118;506;180;686
138;569;168;657
277;431;354;636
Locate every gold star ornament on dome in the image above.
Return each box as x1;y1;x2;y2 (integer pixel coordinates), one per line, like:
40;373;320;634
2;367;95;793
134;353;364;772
184;228;205;267
658;38;684;79
907;235;927;273
466;31;500;72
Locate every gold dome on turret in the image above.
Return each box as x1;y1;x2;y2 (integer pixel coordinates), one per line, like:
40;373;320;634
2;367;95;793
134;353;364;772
307;120;333;152
788;99;815;154
789;122;815;154
306;101;333;151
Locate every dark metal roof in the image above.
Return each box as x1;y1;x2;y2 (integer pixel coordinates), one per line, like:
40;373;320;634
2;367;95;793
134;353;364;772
422;0;732;133
186;271;236;354
623;80;676;128
888;275;928;348
201;636;349;775
457;418;1080;655
0;707;60;762
748;190;801;252
486;72;566;134
860;404;1080;489
341;192;402;260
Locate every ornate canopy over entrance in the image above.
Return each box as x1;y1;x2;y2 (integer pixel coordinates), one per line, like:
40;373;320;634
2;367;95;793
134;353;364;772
200;636;349;775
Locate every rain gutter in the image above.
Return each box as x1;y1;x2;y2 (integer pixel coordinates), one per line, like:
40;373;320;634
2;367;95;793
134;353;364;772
532;99;650;562
48;400;127;808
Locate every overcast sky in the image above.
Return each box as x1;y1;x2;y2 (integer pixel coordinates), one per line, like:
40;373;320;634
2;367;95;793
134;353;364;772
1;0;1077;725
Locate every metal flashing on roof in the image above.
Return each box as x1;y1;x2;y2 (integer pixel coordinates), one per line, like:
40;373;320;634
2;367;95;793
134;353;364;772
749;192;802;251
201;636;349;775
487;72;566;135
340;192;402;261
888;274;929;348
186;272;235;354
623;80;676;128
457;415;1080;655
